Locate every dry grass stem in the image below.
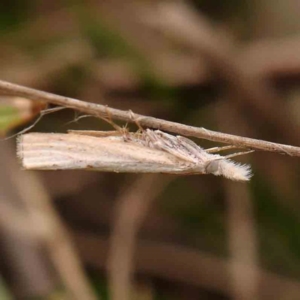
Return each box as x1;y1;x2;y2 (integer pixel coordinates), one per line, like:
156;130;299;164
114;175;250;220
0;79;299;156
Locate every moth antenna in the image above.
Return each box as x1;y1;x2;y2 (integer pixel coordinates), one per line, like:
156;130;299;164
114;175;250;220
224;150;255;159
3;106;65;141
205;145;237;153
101;106;124;132
64;113;94;126
128;110;144;132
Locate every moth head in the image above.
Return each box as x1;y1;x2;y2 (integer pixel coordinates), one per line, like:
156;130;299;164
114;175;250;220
205;159;252;181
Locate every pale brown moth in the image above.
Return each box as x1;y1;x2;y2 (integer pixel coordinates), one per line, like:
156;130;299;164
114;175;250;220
17;127;253;181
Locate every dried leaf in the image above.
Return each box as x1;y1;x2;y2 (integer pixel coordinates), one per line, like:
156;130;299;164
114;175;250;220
0;96;45;136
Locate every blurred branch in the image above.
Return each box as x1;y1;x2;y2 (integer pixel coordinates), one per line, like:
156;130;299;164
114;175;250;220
108;175;171;300
148;2;300;144
5;1;300;89
91;0;300;87
74;232;300;300
239;36;300;79
1;80;300;156
82;0;207;86
93;36;300;88
0;39;94;87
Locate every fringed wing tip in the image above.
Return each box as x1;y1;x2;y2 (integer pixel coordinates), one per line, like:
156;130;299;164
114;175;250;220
220;160;252;181
233;163;252;181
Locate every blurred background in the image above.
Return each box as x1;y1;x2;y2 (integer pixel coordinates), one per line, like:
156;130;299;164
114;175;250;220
1;0;300;299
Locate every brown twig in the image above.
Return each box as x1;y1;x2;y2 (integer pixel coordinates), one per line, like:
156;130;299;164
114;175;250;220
1;79;300;156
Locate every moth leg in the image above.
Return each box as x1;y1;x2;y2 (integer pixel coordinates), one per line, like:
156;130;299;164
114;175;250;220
176;135;205;159
128;110;144;132
177;135;202;149
158;132;206;163
100;106;125;132
206;145;238;153
155;140;197;163
64;113;94;126
154;131;197;157
101;107;132;142
154;130;178;147
146;130;197;163
224;150;255;159
68;130;122;137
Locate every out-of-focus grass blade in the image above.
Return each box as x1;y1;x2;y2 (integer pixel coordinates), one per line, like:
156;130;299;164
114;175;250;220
0;96;46;136
0;276;12;300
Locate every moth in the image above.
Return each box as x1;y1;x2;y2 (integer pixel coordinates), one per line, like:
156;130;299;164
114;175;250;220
17;128;253;181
